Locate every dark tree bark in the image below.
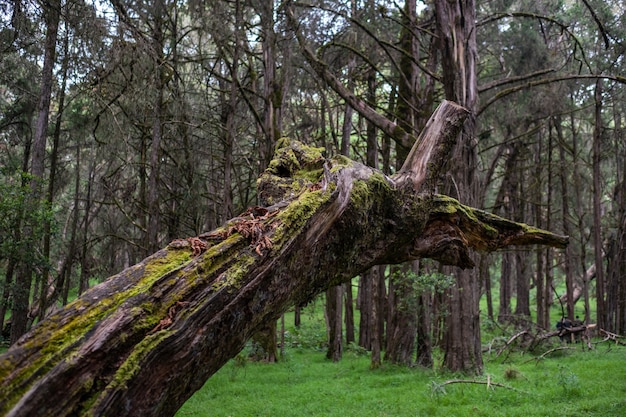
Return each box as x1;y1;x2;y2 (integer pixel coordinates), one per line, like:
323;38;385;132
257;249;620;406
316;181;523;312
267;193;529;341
0;101;567;417
481;254;494;321
385;0;437;367
499;251;513;322
592;80;607;329
370;266;382;368
325;284;343;362
556;117;575;321
385;262;418;366
514;250;531;318
533;129;548;329
358;269;373;349
434;0;483;374
344;281;355;344
11;0;60;344
146;0;166;256
416;290;433;368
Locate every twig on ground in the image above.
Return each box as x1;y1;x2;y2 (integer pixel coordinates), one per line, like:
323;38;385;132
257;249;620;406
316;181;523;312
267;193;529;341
522;346;577;364
598;329;626;346
430;376;526;398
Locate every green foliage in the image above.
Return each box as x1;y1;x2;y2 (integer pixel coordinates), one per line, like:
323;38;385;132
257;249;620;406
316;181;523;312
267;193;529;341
0;170;57;267
556;364;581;396
392;269;454;295
391;268;454;312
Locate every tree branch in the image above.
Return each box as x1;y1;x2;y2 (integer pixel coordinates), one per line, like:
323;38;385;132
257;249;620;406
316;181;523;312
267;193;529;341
478;74;626;116
285;2;417;150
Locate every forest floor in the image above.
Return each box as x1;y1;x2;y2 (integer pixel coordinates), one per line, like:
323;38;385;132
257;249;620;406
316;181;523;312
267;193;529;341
2;291;623;416
177;303;626;417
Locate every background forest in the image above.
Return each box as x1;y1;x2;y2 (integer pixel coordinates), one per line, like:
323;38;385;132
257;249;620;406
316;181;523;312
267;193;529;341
1;0;625;376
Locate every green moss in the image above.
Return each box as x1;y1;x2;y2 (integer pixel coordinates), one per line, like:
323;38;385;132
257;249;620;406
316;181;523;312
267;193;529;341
107;330;173;390
267;148;300;175
271;188;333;248
274;136;291;151
349;180;372;208
201;233;246;276
0;247;194;412
430;195;499;237
212;254;257;291
277;189;329;230
349;173;392;209
293;167;324;183
329;155;353;172
143;249;191;281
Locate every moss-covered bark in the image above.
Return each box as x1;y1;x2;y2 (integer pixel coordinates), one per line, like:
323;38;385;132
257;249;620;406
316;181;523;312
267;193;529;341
0;101;567;417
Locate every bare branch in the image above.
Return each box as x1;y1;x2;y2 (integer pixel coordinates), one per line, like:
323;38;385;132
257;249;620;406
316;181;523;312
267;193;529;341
478;74;626;116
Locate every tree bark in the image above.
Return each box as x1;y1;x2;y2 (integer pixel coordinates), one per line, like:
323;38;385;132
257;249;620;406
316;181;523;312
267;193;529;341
385;262;418;366
0;101;567;417
592;80;606;329
344;281;355;344
325;284;343;362
556;117;575;321
11;0;60;344
434;0;483;374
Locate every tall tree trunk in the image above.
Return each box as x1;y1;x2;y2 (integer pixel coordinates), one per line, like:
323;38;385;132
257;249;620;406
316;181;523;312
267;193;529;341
258;0;278;170
78;161;95;295
358;270;373;349
609;105;626;333
146;0;165;256
592;80;606;329
384;0;433;367
37;22;69;322
555;117;575;321
544;127;555;325
513;169;530;319
11;0;60;345
325;284;343;362
499;252;512;322
534;128;547;329
344;281;355;344
569;103;591;325
514;251;531;318
416;289;433;368
434;0;482;374
370;266;381;368
385;262;418;366
481;254;494;321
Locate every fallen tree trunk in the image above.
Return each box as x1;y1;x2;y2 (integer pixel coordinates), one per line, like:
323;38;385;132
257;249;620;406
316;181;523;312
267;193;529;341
0;101;567;417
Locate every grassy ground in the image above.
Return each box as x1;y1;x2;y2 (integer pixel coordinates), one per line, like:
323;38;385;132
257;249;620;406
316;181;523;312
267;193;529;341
177;300;626;417
177;344;626;417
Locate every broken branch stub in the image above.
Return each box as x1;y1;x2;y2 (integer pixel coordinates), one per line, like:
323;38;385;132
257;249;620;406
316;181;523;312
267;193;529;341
0;101;567;417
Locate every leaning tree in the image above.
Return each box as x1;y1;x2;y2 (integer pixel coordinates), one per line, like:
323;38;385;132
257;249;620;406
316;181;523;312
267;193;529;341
0;101;567;417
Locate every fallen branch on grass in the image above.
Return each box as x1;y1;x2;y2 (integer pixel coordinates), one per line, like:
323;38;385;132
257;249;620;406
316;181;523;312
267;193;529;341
495;330;530;359
598;329;626;346
430;376;525;398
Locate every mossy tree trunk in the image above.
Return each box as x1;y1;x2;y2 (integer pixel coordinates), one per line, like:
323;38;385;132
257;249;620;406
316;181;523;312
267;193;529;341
0;101;567;417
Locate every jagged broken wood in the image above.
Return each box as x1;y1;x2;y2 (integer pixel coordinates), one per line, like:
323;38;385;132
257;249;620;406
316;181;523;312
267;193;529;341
0;101;567;417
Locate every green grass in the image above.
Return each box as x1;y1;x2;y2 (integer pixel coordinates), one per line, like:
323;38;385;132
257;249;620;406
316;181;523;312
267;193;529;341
177;345;626;417
177;298;626;417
